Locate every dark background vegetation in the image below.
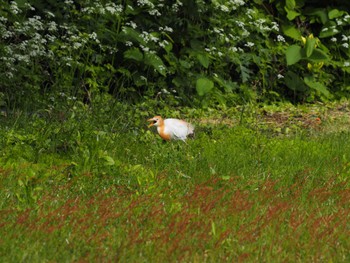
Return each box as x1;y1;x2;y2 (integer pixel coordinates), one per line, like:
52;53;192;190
0;0;350;111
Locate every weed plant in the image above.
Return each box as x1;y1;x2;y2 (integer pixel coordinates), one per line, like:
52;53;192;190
1;102;350;261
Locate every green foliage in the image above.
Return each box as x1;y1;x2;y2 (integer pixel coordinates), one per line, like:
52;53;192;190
261;0;350;101
1;103;350;261
1;0;350;107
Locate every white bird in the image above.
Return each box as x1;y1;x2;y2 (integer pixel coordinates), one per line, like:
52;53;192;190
147;116;194;141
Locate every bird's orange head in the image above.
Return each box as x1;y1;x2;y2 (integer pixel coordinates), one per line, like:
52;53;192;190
147;116;163;128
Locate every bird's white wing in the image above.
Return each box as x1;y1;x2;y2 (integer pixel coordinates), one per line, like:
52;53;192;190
165;119;194;141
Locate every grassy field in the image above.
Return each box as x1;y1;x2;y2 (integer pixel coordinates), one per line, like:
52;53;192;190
1;102;350;262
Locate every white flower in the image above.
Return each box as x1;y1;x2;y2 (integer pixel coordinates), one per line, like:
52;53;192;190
89;32;97;40
140;45;150;52
161;88;170;94
342;43;349;48
220;5;229;12
46;11;55;18
271;22;279;31
47;21;57;31
344;62;350;67
336;19;343;26
277;74;284;79
149;34;159;42
164;26;173;33
244;42;254;47
149;9;161;16
73;42;82;49
277;35;285;42
10;1;21;15
5;71;14;79
64;0;74;5
129;21;137;29
331;37;337;42
125;41;133;47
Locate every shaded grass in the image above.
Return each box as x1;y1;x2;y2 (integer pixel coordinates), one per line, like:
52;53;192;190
1;105;350;262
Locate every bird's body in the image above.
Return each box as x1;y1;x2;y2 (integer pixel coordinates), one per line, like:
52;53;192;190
147;116;194;141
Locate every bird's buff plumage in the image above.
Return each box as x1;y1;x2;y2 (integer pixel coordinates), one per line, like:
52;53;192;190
147;116;194;141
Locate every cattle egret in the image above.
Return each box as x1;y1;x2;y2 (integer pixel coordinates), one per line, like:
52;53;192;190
147;116;194;141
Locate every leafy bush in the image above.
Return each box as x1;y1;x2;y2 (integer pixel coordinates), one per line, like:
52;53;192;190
1;0;350;108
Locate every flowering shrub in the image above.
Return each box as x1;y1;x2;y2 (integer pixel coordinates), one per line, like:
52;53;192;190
264;0;350;101
0;0;350;108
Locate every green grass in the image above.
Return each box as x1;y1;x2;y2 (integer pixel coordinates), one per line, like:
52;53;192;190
1;104;350;262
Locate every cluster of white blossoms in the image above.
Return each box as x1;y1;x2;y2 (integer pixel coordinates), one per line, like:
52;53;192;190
277;35;285;42
204;5;282;60
81;2;123;15
213;0;245;12
322;12;350;49
329;33;350;49
0;3;60;78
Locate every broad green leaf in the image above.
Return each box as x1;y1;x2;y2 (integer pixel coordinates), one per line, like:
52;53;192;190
282;24;302;40
163;41;173;53
144;53;167;76
196;77;214;96
305;38;316;57
286;0;296;10
285;8;300;20
197;53;210;68
286;45;303;65
328;9;344;19
124;48;143;62
308;49;329;62
284;71;307;92
304;76;330;97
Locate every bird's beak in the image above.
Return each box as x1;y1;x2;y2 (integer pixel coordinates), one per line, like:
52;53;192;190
147;118;155;128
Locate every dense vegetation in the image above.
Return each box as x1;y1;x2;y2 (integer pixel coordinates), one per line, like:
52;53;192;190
1;0;350;109
1;0;350;261
1;103;350;261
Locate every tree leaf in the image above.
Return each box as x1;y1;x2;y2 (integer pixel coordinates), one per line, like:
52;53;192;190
308;49;329;62
282;24;302;40
285;8;300;20
286;45;303;65
285;0;296;10
197;53;210;68
304;76;330;97
124;48;143;62
196;77;214;96
305;38;316;57
328;9;344;19
144;53;167;76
